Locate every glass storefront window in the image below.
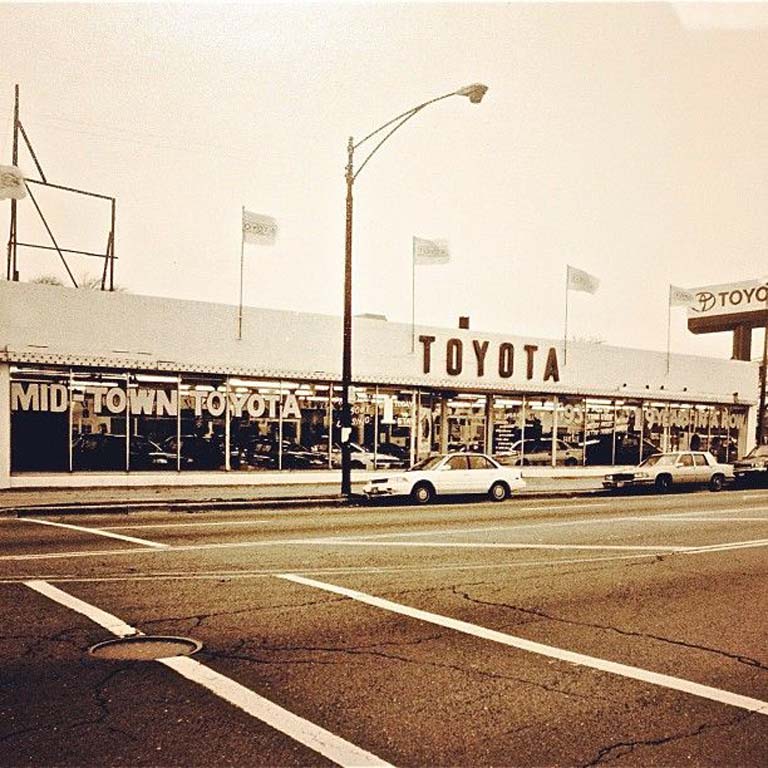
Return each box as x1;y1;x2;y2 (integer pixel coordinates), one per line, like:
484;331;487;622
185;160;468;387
491;396;525;465
446;393;487;453
10;367;70;472
6;364;753;473
175;375;228;471
71;372;128;471
128;373;179;471
613;400;650;464
556;396;585;466
372;387;414;468
521;396;556;466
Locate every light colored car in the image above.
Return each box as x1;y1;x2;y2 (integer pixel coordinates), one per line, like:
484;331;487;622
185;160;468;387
733;445;768;485
330;442;404;470
363;452;526;504
499;438;581;466
603;451;733;492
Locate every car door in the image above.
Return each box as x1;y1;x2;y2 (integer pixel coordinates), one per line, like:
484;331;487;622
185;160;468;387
692;452;713;483
467;454;496;492
675;453;697;484
435;454;471;494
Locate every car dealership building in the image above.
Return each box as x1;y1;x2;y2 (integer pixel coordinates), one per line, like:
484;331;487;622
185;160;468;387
0;281;758;489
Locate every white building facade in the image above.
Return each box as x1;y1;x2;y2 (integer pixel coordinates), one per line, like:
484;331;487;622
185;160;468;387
0;281;758;489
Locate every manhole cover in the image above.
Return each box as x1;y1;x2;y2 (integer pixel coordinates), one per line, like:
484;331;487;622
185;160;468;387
89;635;202;661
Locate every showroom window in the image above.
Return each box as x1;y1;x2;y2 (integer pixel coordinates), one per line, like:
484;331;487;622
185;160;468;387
10;366;70;472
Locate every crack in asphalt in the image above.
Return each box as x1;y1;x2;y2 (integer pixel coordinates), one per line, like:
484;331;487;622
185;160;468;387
453;588;768;671
580;711;755;766
138;596;349;632
0;666;133;745
207;634;589;701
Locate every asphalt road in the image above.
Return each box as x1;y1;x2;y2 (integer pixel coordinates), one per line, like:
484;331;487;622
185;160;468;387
1;488;767;767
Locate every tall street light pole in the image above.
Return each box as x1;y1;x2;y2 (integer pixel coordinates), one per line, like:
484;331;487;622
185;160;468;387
340;83;488;496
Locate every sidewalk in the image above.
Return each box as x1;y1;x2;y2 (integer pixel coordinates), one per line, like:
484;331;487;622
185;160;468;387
0;469;608;515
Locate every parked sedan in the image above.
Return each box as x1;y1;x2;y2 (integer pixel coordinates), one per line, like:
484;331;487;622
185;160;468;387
363;452;526;504
498;438;581;466
603;451;733;492
733;445;768;485
331;442;405;470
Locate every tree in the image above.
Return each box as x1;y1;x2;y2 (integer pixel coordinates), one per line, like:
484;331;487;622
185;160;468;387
29;273;125;291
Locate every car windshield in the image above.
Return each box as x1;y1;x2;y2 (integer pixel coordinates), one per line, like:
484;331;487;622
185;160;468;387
745;445;768;459
638;453;677;467
409;455;444;472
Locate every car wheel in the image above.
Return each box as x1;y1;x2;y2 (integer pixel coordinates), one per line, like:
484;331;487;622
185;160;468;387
489;481;509;502
564;456;578;467
350;460;365;469
655;474;672;493
709;473;725;492
411;482;434;505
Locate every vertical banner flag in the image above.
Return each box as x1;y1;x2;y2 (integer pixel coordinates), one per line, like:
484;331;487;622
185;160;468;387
412;236;450;353
238;208;278;340
566;265;600;294
669;285;695;307
0;165;26;200
667;284;695;374
413;237;450;265
242;210;278;246
564;265;600;365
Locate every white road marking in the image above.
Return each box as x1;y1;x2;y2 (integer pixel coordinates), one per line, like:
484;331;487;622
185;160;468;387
161;656;392;767
280;574;768;717
24;580;392;768
102;519;272;531
0;537;685;563
299;539;686;552
22;518;168;549
0;552;665;585
334;508;768;543
25;580;140;637
683;537;768;554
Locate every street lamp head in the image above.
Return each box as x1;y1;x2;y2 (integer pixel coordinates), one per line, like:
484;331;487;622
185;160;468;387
455;83;488;104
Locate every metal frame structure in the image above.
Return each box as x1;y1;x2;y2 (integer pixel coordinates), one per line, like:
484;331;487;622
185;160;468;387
5;84;117;290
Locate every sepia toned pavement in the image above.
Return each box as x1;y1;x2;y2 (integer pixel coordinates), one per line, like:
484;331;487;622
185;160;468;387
0;471;609;515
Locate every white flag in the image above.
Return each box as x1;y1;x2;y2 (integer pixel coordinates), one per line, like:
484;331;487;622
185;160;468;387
242;210;278;246
0;165;26;200
669;284;695;307
413;236;450;265
567;265;600;294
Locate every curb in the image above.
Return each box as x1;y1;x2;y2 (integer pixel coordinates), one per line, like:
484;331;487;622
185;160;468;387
1;488;607;517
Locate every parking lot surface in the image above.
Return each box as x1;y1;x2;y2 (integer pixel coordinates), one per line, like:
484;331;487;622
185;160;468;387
1;489;767;766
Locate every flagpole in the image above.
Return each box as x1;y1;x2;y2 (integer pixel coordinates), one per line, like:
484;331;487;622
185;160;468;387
237;205;245;341
665;285;672;376
411;236;416;353
563;267;570;365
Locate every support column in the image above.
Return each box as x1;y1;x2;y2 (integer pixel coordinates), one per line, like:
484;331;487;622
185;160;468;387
732;325;752;361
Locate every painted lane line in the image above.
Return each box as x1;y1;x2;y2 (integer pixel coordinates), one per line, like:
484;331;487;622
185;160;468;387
335;507;768;543
301;539;686;552
25;580;140;637
24;580;392;768
0;552;676;585
102;520;272;531
6;530;768;565
280;574;768;717
161;656;392;767
683;537;768;554
656;517;768;523
22;518;168;549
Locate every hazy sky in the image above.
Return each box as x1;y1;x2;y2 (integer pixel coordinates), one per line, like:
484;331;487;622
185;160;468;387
2;2;768;360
